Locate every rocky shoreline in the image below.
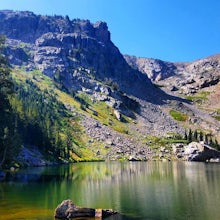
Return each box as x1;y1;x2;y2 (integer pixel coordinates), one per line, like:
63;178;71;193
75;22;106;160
1;140;220;182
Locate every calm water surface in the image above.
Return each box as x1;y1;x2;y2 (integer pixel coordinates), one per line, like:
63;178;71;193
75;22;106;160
1;161;220;220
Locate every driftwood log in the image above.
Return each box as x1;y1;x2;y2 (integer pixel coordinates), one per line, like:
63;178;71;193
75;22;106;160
54;199;117;219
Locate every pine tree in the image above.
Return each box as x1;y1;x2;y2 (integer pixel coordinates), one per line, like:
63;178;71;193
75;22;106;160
199;131;204;142
205;134;208;144
188;129;193;142
193;130;198;141
184;130;187;140
215;139;220;151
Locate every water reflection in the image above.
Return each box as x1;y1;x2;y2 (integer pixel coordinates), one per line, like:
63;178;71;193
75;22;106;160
1;162;220;220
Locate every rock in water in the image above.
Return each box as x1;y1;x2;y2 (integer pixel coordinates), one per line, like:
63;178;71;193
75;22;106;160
102;209;118;218
54;199;117;219
54;199;76;219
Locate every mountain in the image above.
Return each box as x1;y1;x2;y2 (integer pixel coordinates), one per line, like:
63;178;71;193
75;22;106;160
124;54;220;112
124;54;220;142
0;10;219;166
124;54;220;95
0;10;155;99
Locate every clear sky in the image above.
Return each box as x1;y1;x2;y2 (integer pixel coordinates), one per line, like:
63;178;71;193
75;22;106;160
0;0;219;62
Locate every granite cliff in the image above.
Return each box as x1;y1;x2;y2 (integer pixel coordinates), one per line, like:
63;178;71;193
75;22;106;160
0;10;153;99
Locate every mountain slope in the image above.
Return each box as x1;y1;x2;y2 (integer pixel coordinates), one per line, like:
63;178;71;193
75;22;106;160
124;54;220;94
10;68;154;162
1;10;220;165
124;54;220;142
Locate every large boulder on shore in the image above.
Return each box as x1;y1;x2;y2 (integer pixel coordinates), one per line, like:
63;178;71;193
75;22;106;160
173;142;220;162
54;199;117;219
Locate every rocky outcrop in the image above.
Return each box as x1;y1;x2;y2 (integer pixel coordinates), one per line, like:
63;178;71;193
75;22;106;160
113;109;122;121
54;199;117;219
0;10;155;101
0;10;108;44
173;142;220;162
124;55;177;81
17;146;52;167
125;54;220;95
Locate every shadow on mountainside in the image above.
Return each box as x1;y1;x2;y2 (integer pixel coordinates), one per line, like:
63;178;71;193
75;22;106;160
121;71;190;106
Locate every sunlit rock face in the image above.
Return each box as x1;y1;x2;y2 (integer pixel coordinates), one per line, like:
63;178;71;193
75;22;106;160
0;10;153;99
173;142;220;161
124;54;220;95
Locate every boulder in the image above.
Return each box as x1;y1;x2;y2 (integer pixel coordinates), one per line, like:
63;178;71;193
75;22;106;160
54;199;76;219
54;199;117;219
17;146;51;167
184;142;220;162
113;109;122;121
172;143;184;154
172;142;220;162
128;156;139;161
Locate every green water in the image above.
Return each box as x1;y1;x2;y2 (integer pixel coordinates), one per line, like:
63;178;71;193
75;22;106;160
1;161;220;220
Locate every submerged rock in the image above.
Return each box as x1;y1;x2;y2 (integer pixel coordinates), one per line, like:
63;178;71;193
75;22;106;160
54;199;117;219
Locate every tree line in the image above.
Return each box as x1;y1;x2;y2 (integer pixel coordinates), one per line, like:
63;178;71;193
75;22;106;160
184;128;219;150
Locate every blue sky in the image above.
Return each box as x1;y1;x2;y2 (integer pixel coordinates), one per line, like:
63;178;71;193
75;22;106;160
0;0;219;62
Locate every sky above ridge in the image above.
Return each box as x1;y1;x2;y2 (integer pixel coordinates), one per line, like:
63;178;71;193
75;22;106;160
0;0;219;62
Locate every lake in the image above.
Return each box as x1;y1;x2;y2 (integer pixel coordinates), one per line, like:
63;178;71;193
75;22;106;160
1;161;220;220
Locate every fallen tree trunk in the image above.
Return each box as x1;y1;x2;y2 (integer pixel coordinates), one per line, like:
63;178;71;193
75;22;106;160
54;199;117;219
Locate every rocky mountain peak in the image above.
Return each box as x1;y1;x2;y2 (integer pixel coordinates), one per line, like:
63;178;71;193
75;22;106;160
0;10;111;44
93;21;110;43
1;10;158;102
